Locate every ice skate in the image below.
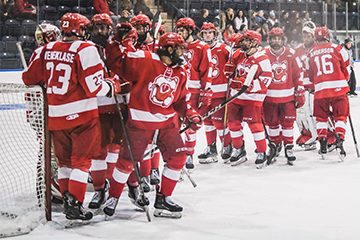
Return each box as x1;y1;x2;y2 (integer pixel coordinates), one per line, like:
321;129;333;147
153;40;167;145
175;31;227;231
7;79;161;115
318;138;327;159
327;144;336;153
275;143;282;158
221;142;233;162
140;176;151;193
102;196;119;217
304;142;317;151
128;185;150;210
285;144;296;165
88;188;106;210
150;168;160;185
153;186;182;219
335;134;346;161
229;143;247;166
63;191;93;221
185;154;194;169
255;152;267;169
198;143;218;164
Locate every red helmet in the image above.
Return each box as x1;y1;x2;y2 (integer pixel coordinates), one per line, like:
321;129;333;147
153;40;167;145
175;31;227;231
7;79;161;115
228;33;243;48
201;22;216;32
315;27;329;41
176;17;196;32
61;13;87;36
159;32;184;49
155;23;165;35
130;14;152;28
91;13;113;32
243;30;262;46
269;27;284;38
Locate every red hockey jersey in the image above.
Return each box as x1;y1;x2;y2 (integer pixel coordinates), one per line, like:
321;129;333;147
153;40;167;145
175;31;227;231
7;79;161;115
183;39;212;93
264;46;303;103
230;49;273;106
294;43;316;89
210;42;231;98
22;40;111;130
308;42;350;99
106;42;190;130
134;40;159;52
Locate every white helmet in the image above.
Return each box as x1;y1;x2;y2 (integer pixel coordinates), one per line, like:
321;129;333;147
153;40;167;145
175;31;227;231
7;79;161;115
35;23;62;46
302;21;316;36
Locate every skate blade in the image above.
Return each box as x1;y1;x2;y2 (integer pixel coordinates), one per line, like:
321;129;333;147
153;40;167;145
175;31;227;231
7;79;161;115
255;162;266;169
320;153;326;160
266;158;277;166
89;207;103;216
230;157;248;167
64;219;90;228
336;149;345;162
223;158;231;164
153;209;182;219
287;160;294;166
198;156;218;164
328;145;336;152
129;199;148;211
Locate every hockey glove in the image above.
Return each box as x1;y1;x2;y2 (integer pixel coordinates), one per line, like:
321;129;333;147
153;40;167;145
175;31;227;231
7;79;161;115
224;62;235;77
198;88;213;108
119;79;132;94
113;23;135;47
185;109;202;132
105;76;121;98
295;87;305;109
230;77;245;90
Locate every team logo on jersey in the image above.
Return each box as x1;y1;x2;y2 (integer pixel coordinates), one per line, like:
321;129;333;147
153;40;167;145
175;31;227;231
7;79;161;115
235;61;251;78
211;55;220;79
148;68;179;108
271;60;288;84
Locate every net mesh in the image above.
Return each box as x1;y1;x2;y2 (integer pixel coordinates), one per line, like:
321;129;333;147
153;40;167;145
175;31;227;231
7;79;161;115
0;83;46;237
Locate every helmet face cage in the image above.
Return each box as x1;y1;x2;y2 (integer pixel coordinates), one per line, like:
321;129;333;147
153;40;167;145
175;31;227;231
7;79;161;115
200;23;216;44
35;23;62;46
315;27;329;41
61;13;88;39
91;13;114;34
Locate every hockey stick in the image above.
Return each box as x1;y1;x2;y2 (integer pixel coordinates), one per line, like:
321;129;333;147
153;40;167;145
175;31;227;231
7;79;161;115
152;2;161;52
98;48;151;222
16;41;27;69
181;168;197;188
180;64;258;134
348;115;360;158
262;118;277;166
220;42;235;156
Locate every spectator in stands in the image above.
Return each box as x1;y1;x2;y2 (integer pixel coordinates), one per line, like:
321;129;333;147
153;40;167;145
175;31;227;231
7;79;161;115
107;0;122;19
93;0;118;28
222;24;234;44
342;37;357;96
12;0;36;20
255;10;266;26
120;0;133;11
119;9;131;23
213;12;226;30
195;9;210;31
249;10;257;29
287;11;301;47
213;22;223;43
234;10;248;33
253;22;269;46
300;12;310;25
225;8;236;30
267;11;279;30
239;24;247;34
0;0;14;21
280;11;290;32
134;0;153;20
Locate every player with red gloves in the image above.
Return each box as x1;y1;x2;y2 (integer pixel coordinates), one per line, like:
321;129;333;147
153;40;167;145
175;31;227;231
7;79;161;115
196;22;234;163
224;30;273;169
263;27;304;165
176;17;213;169
308;27;351;159
102;24;201;218
22;13;123;221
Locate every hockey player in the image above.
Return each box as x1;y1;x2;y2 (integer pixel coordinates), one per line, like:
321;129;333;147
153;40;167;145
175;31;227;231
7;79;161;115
87;13;132;210
263;28;304;165
308;27;350;159
129;13;162;192
294;21;318;150
103;24;201;218
176;17;213;169
224;30;273;168
196;22;233;163
22;13;122;221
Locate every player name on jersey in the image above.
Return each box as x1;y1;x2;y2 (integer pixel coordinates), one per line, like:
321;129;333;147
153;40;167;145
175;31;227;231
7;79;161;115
309;47;334;57
44;51;75;63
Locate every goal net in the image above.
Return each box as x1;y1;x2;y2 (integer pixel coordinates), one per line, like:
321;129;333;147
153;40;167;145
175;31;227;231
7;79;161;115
0;83;50;238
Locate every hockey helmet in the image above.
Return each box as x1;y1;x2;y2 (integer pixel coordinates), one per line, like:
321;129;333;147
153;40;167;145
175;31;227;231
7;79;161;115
61;13;88;37
130;14;152;28
228;33;243;48
176;17;196;32
91;13;114;33
35;23;61;46
314;27;329;41
243;30;262;46
158;32;184;49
